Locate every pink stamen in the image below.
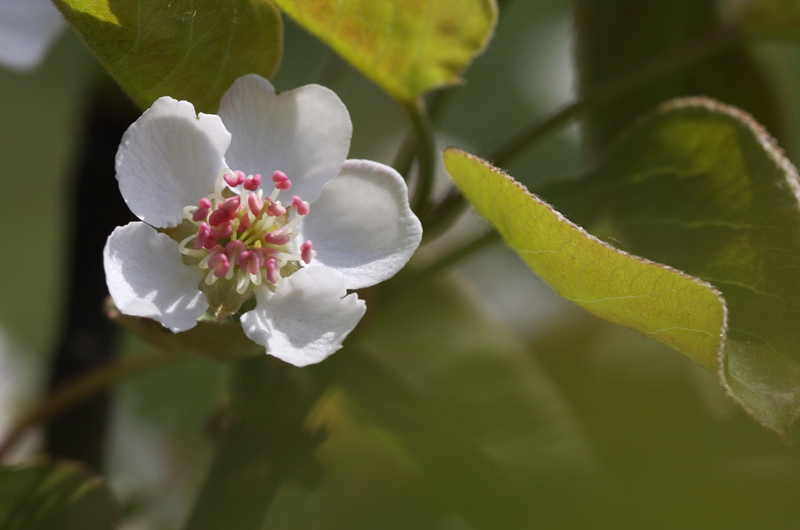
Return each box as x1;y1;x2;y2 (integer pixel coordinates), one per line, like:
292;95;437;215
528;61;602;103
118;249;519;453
237;211;251;234
239;250;262;275
209;209;231;227
194;223;213;250
258;247;278;260
223;172;239;187
300;240;314;264
248;193;263;217
243;173;262;191
292;196;310;216
213;223;233;241
272;170;292;191
226;240;246;263
264;230;290;246
193;198;212;222
219;196;241;214
208;252;231;278
266;199;286;218
266;258;279;284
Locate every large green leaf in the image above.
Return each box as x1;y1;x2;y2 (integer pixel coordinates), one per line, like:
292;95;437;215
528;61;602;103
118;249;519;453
272;0;497;101
0;463;119;529
574;0;783;160
54;0;283;112
444;148;727;372
542;98;800;438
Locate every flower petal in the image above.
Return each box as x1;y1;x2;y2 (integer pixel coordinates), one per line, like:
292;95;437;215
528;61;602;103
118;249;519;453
0;0;64;71
301;160;423;290
116;97;231;228
240;267;366;367
104;222;208;333
218;74;352;204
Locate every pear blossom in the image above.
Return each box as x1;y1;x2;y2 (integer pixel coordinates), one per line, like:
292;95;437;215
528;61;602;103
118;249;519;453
0;0;65;71
103;75;422;367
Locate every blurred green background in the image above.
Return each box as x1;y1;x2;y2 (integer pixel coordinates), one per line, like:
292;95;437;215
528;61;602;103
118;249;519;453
3;0;800;528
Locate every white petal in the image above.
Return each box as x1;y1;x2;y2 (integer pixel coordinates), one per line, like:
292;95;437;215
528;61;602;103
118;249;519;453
302;160;423;290
104;222;208;333
240;267;366;367
116;97;231;228
218;74;352;204
0;0;64;71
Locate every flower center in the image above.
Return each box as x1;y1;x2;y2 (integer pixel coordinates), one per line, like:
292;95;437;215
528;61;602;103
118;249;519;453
178;169;315;294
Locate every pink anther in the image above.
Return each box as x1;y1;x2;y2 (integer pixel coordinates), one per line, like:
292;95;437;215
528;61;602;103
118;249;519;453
208;252;231;278
192;198;212;222
208;209;232;226
226;240;246;263
219;196;241;214
264;230;290;246
213;223;233;241
243;173;262;191
194;223;213;250
266;199;286;217
248;193;264;216
300;240;314;264
258;247;278;260
266;258;279;284
239;250;261;275
292;196;310;216
272;170;292;191
223;172;240;187
237;211;252;234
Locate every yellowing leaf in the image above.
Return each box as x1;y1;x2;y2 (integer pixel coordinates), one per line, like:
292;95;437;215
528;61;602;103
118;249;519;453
444;148;727;371
272;0;497;101
55;0;283;112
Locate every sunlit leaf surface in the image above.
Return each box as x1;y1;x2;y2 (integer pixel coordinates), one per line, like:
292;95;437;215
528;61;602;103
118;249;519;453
444;148;726;371
54;0;283;112
544;98;800;438
272;0;497;101
0;463;119;529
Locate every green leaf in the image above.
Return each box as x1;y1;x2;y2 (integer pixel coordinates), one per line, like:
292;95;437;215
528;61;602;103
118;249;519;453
574;0;784;160
272;0;497;101
0;463;119;530
443;148;726;371
728;0;800;39
54;0;283;112
543;97;800;438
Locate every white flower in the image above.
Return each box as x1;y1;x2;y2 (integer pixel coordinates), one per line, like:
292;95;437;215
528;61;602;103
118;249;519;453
0;0;65;71
103;75;422;367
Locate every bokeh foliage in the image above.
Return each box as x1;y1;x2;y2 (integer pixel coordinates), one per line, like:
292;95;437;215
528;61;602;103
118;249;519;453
5;0;800;528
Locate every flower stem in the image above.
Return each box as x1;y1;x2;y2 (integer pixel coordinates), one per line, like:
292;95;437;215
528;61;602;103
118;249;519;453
315;50;347;88
420;26;744;242
0;349;186;462
404;98;437;220
183;356;324;530
405;230;502;288
392;89;455;179
489;26;743;167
